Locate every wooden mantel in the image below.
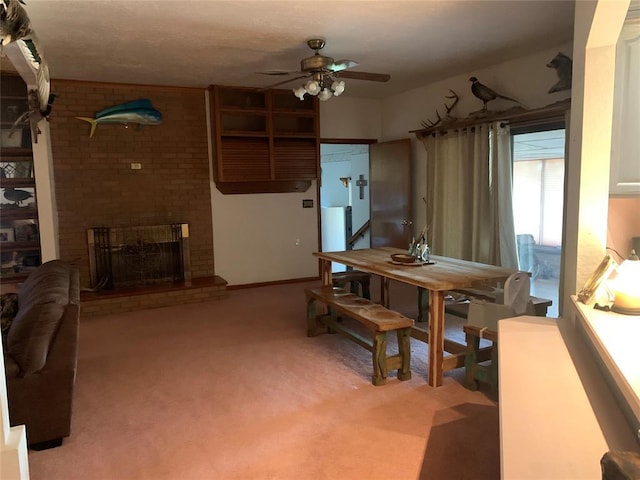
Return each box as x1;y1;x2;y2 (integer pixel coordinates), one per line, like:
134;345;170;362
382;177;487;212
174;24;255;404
410;98;571;139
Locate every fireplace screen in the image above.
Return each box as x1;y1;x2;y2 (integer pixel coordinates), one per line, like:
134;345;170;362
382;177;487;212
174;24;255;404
87;224;191;290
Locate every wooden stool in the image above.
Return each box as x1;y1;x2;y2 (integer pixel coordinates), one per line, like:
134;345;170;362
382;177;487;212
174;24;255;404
463;324;498;397
331;270;371;299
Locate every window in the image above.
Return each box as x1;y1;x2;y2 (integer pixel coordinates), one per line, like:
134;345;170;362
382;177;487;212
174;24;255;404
512;126;566;316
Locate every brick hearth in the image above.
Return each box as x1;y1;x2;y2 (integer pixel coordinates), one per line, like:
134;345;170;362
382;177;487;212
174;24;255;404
80;276;227;317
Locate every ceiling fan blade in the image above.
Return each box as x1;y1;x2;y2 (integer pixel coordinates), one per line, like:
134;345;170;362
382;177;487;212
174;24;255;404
338;71;391;82
328;59;358;72
256;70;300;76
261;74;309;90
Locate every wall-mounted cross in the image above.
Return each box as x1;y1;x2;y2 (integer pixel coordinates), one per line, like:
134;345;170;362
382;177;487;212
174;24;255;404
355;174;368;200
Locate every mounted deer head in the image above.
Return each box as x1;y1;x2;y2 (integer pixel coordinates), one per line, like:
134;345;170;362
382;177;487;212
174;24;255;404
421;89;459;129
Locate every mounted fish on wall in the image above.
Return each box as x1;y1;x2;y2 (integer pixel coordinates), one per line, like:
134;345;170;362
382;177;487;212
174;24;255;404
76;99;163;138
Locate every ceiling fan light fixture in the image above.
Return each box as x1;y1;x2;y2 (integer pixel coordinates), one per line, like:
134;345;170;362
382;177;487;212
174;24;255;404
293;75;346;101
263;38;388;101
305;80;320;95
293;86;307;100
331;80;345;96
318;88;333;101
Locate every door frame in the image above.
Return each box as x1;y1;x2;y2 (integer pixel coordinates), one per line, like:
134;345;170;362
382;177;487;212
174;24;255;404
317;138;377;255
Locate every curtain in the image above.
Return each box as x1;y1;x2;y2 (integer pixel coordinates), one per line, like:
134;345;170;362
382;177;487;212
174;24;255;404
421;122;518;268
494;122;518;268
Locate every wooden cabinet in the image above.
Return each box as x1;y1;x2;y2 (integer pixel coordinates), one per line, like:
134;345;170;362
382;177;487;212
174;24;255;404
209;85;319;194
610;19;640;196
1;74;41;283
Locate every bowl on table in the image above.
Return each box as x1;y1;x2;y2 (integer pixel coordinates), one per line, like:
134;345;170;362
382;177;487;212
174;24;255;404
390;253;419;264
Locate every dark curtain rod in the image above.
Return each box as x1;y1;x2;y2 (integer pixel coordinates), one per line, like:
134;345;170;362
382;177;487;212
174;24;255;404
411;99;570;138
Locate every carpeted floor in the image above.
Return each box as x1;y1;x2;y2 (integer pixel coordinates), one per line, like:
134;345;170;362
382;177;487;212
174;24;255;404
26;280;499;480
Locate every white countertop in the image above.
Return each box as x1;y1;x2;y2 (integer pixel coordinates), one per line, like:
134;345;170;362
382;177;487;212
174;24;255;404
499;316;608;479
572;297;640;434
499;312;639;479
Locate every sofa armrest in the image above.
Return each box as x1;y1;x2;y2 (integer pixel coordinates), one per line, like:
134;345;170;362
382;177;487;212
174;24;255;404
3;352;21;379
6;303;80;445
44;304;80;376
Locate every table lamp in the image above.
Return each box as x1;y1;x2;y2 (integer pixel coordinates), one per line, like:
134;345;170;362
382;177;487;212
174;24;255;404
611;249;640;315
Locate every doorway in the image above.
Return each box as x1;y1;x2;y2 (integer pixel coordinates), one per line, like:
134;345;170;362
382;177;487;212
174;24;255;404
319;143;370;272
511;125;566;317
319;139;413;270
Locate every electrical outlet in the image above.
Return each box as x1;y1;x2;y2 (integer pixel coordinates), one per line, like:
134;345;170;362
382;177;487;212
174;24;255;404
295;238;301;246
130;163;142;170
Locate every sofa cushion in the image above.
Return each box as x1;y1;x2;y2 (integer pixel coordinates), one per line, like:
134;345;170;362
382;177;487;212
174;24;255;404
7;302;66;375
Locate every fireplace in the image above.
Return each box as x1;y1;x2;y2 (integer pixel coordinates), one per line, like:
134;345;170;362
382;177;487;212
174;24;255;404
87;223;191;290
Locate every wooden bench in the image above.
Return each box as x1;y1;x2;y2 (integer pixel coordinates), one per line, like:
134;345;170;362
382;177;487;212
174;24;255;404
331;270;371;299
415;287;552;323
446;291;553;318
463;324;499;397
305;286;413;386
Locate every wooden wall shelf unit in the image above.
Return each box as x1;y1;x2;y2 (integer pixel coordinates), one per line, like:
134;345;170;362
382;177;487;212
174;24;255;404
1;74;41;284
0;149;41;283
209;85;319;194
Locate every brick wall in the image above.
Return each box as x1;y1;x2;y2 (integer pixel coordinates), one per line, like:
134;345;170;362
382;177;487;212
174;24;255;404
49;80;215;287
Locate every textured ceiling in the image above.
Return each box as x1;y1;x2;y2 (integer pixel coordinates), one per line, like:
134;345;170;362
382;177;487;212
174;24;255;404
16;0;575;98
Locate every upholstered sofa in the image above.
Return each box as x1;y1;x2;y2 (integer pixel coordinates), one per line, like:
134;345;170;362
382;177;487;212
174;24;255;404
1;259;80;450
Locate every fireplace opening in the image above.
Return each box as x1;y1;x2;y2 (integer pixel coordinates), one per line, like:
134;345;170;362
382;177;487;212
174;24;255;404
87;223;191;290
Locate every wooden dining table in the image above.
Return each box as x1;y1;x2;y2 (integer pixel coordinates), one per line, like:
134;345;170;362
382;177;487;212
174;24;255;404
313;247;519;387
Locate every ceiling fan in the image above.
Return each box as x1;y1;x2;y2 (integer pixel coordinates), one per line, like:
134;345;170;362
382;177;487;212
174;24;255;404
259;39;390;100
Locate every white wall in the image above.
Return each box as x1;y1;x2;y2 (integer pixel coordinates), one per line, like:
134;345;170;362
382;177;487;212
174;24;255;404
210;184;320;286
319;160;350;207
1;342;29;480
564;0;629;317
348;150;371;249
210;96;381;286
319;97;382;139
382;44;574;140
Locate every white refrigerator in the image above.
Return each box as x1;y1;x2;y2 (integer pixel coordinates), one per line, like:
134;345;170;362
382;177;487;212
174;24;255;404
320;206;352;273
